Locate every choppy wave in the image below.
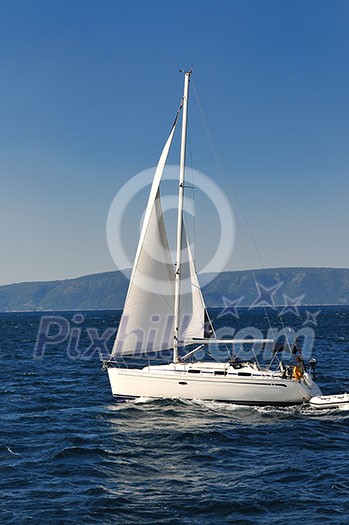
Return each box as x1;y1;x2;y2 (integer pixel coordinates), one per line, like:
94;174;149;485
1;308;349;524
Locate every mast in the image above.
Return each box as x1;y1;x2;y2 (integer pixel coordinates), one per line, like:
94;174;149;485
173;69;191;363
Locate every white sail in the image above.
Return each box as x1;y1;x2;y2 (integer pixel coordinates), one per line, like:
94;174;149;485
178;230;213;342
111;116;178;357
111;97;212;357
112;190;176;356
111;209;211;356
129;110;179;287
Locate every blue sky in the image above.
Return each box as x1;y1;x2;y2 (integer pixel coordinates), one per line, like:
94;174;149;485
1;0;348;285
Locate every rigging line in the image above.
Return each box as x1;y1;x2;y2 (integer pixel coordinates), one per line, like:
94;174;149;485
186;121;215;348
186;122;197;265
187;130;218;353
191;80;264;268
188;82;258;274
191;79;289;338
189;84;266;342
184;87;216;352
192;82;296;354
190;81;257;267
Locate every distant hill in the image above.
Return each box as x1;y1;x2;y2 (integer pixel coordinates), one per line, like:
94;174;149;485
0;267;349;312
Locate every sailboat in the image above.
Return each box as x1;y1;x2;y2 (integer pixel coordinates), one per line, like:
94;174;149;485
104;70;322;405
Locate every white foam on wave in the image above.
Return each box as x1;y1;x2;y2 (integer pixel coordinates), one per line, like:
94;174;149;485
134;396;154;404
189;398;254;413
255;405;298;416
5;445;20;456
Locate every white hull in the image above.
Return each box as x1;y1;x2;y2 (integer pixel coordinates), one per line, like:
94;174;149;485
107;362;322;406
309;393;349;409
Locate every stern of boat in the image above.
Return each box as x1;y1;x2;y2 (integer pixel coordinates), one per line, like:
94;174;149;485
298;372;322;401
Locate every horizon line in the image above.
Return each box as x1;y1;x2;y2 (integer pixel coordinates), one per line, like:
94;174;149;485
1;265;349;288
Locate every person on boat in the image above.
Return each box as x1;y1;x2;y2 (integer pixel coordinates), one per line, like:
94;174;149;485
292;356;305;380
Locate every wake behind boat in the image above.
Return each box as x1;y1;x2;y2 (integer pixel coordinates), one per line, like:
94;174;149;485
104;70;322;405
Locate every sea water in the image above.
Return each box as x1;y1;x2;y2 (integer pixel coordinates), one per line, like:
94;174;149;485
1;307;348;524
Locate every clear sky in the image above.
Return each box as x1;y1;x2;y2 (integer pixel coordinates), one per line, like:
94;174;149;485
1;0;348;286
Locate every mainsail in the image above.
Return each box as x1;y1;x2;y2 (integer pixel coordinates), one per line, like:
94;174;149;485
178;229;214;342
